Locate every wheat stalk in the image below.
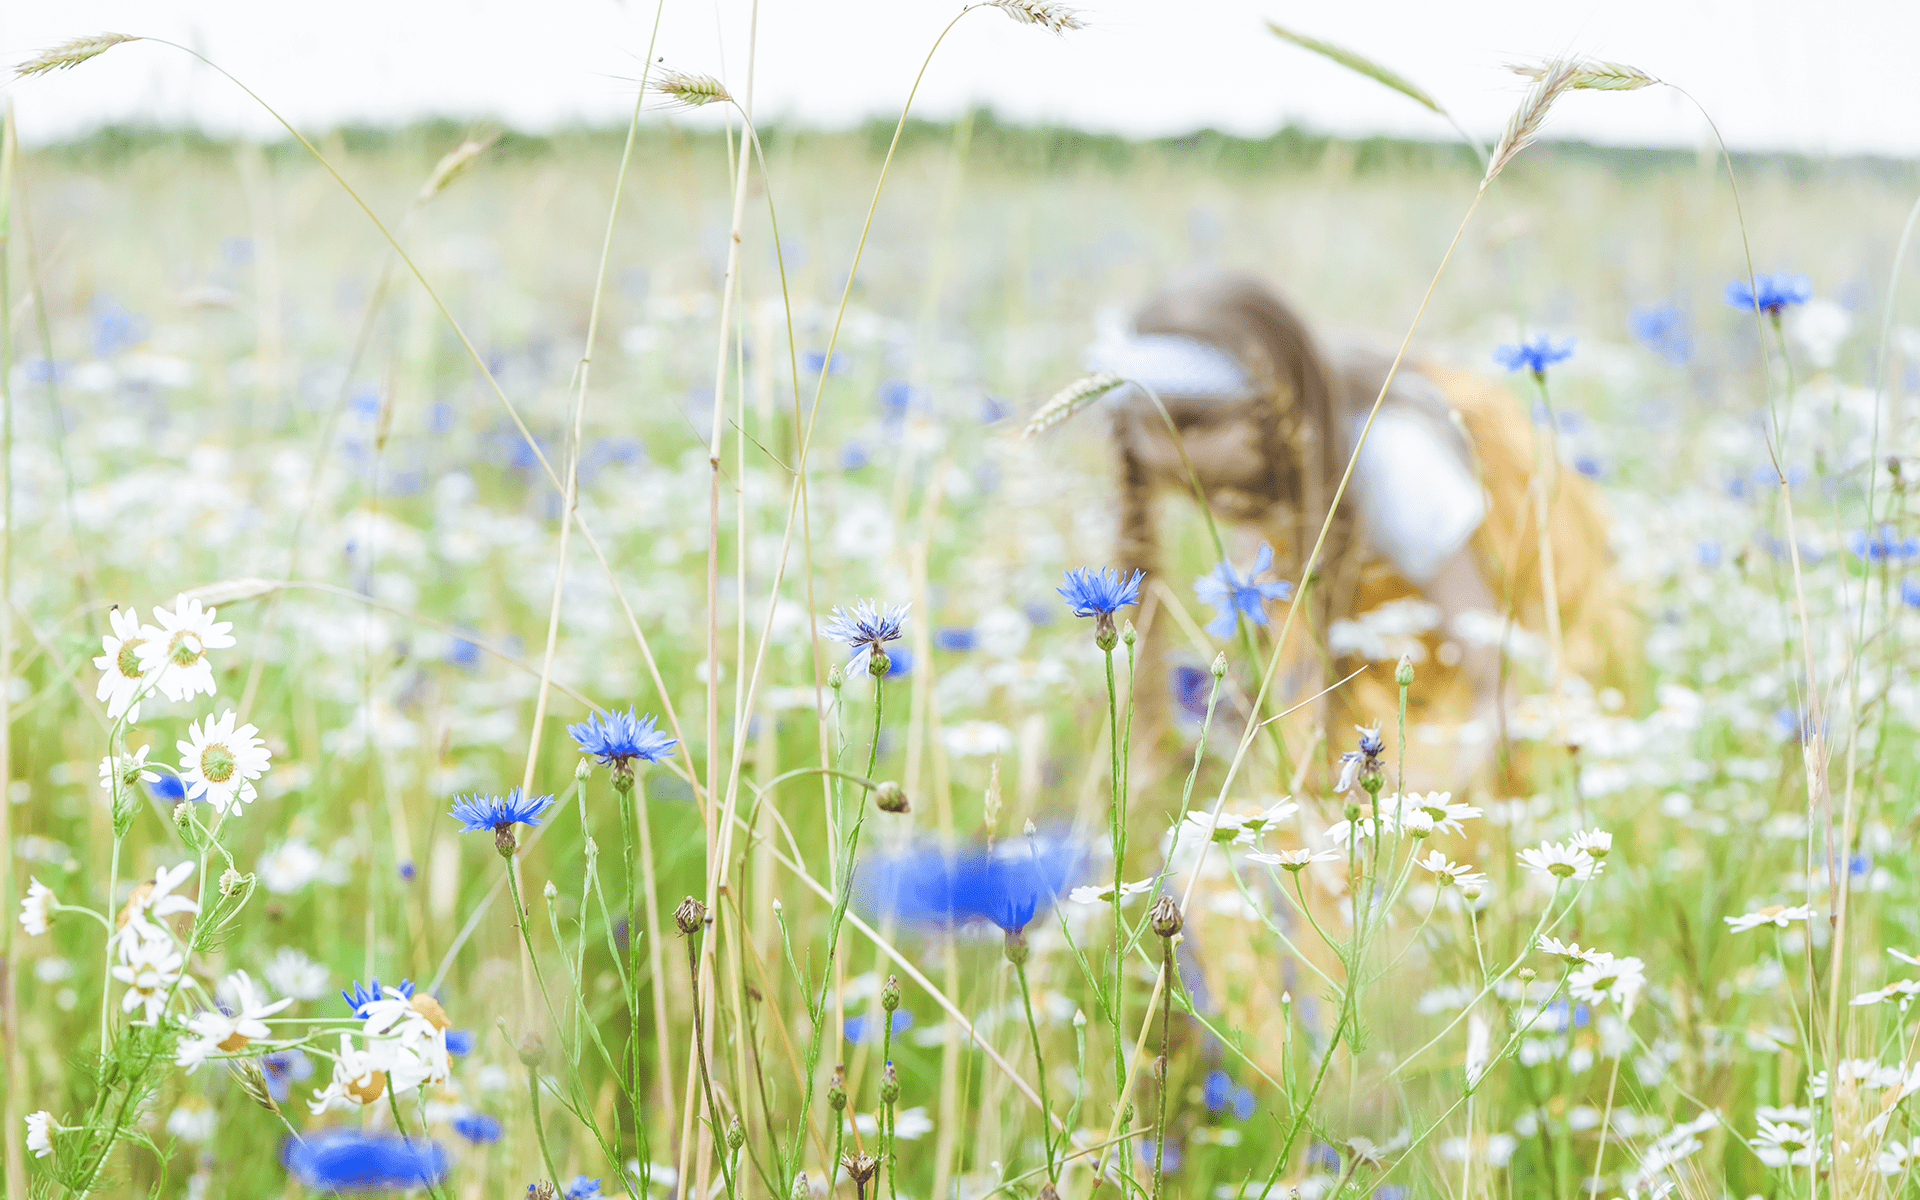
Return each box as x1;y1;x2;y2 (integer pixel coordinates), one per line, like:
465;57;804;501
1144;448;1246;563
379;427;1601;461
985;1;1086;34
1483;59;1580;187
15;33;137;78
1267;21;1442;114
1508;58;1658;92
1021;373;1123;438
653;68;733;108
418;134;497;202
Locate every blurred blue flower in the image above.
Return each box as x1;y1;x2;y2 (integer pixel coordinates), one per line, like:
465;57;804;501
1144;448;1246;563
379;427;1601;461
567;708;678;771
1057;567;1143;619
1230;1086;1256;1119
879;380;929;417
844;1010;913;1044
565;1176;603;1199
980;394;1013;424
840;441;871;471
1139;1137;1182;1173
90;296;148;360
1203;1070;1231;1112
452;1112;502;1144
449;788;555;834
446;1028;475;1056
883;648;913;678
398;860;416;882
1308;1142;1341;1170
1374;1187;1409;1200
1195;543;1292;639
1724;273;1812;316
282;1129;448;1191
1696;540;1722;568
1573;454;1604;480
803;350;849;374
1171;665;1213;722
342;977;413;1019
259;1049;312;1101
864;834;1085;930
446;633;482;671
1848;524;1920;562
1022;600;1057;627
1542;998;1592;1033
934;626;976;652
145;773;189;803
1901;577;1920;608
1493;335;1576;377
1630;302;1693;365
824;599;910;675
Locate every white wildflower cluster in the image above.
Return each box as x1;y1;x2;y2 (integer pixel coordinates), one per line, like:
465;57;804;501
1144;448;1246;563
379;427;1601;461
310;987;455;1113
108;861;199;1024
1534;933;1646;1009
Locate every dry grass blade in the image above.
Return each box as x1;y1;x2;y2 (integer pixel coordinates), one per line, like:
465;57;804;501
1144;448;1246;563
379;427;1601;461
1484;58;1579;186
15;33;138;78
986;0;1086;34
225;1058;280;1115
1021;372;1123;438
1509;57;1658;92
418;134;498;202
652;68;733;109
1267;21;1442;114
179;578;283;607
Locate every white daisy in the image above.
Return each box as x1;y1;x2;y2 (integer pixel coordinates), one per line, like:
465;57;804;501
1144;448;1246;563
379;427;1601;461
262;947;330;1000
135;595;235;703
1724;904;1813;933
1067;879;1154;905
164;1097;217;1143
114;861;199;949
175;970;293;1071
25;1110;53;1158
112;934;185;1024
1326;815;1390;845
1180;809;1251;846
1516;840;1601;882
1414;850;1484;887
359;987;453;1090
257;838;342;894
1536;935;1604;965
1400;809;1436;838
1249;847;1343;873
309;1034;391;1114
1851;979;1920;1010
97;746;160;794
176;709;271;813
91;606;152;723
1568;828;1613;859
1237;798;1299;837
1748;1117;1820;1168
18;877;55;937
1568;952;1646;1008
1410;791;1482;835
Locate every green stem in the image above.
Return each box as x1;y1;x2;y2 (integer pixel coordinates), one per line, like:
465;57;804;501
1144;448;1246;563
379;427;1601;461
1014;959;1057;1182
1104;646;1125;1110
686;936;738;1200
1150;938;1173;1200
527;1058;563;1190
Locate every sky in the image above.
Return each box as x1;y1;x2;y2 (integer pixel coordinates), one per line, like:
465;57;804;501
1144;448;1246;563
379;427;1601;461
3;1;1916;157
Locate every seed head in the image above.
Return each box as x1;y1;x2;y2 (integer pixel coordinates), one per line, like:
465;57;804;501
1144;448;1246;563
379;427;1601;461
840;1152;879;1185
418;135;494;202
16;33;138;78
1022;372;1123;438
653;68;733;108
874;781;910;814
1149;895;1183;939
986;0;1086;34
674;895;707;936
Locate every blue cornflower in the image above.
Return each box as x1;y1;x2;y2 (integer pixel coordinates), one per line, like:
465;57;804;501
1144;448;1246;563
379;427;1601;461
1848;524;1920;563
1630;303;1693;366
844;1010;914;1045
863;834;1084;932
446;1028;476;1056
259;1049;312;1101
146;773;188;803
1336;723;1387;794
449;787;557;857
564;1175;603;1199
1724;273;1812;316
566;707;678;785
1194;543;1293;640
342;977;414;1019
452;1112;503;1144
1492;335;1577;378
1230;1085;1256;1120
1203;1070;1231;1112
281;1129;448;1191
1139;1138;1183;1173
1308;1142;1341;1170
823;598;910;677
1373;1187;1409;1200
1057;567;1143;619
1901;577;1920;608
399;860;416;881
1170;665;1213;722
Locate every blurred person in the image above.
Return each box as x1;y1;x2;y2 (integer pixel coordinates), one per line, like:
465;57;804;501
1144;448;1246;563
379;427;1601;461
1085;270;1634;787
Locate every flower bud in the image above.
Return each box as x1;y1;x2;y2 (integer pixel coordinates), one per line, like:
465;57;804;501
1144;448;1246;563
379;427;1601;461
172;802;200;850
1517;967;1536;984
790;1173;809;1200
827;1063;848;1112
881;973;900;1013
1003;925;1030;967
1395;654;1415;688
674;895;707;935
1211;652;1228;678
517;1030;547;1066
1122;620;1137;647
1073;1009;1087;1029
727;1118;746;1150
1095;613;1118;651
867;649;891;678
1148;895;1183;939
574;757;593;781
495;824;518;858
874;781;909;814
879;1060;899;1105
828;665;843;690
1039;1184;1059;1200
543;880;558;900
1022;818;1037;837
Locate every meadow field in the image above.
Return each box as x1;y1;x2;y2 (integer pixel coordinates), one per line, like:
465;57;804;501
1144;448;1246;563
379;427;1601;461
7;20;1920;1200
